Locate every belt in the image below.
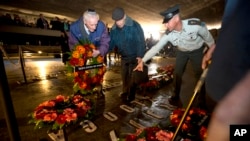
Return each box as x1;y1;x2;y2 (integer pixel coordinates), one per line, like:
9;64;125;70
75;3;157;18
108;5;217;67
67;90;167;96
177;45;205;52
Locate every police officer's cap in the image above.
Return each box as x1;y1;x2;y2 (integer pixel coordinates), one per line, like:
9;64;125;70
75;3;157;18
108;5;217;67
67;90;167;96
160;5;180;23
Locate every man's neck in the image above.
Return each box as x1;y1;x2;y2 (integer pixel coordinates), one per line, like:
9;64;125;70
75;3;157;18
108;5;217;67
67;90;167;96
175;20;182;32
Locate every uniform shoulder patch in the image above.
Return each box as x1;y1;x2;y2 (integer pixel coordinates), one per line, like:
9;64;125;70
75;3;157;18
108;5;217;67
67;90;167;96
188;20;201;25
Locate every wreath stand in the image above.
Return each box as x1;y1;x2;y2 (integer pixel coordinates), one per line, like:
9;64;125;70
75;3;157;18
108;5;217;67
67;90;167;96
47;128;68;141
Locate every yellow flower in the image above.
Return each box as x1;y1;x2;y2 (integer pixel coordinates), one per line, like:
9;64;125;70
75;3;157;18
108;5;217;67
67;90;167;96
66;72;73;77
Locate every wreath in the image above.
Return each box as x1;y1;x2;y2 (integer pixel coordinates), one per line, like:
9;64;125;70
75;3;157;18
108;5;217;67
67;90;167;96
28;94;93;131
66;39;106;94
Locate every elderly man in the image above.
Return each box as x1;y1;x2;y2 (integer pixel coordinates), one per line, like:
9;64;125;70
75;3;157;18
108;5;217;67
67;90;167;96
134;5;215;108
109;7;146;103
68;9;110;57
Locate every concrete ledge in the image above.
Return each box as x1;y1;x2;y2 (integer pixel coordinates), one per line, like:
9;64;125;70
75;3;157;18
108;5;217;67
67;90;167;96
0;25;62;37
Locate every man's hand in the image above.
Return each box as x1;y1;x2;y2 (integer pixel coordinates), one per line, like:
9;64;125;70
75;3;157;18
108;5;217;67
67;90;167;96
202;53;211;69
92;49;100;57
133;57;143;71
202;44;216;69
136;57;142;64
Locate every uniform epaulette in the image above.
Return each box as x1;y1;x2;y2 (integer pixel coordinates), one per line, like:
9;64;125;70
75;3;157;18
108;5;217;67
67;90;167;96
188;20;201;25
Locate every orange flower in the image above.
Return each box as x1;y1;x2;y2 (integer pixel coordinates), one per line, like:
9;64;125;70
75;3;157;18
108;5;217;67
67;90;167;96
76;45;86;54
89;44;96;49
73;72;78;77
72;51;80;58
97;56;103;63
78;58;85;66
87;51;92;57
80;82;87;89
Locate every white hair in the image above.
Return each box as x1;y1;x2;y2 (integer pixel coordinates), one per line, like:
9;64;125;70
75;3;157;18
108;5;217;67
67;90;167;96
83;10;99;23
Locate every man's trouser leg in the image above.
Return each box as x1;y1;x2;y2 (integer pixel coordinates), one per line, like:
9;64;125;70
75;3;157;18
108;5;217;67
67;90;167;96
172;50;189;99
127;59;137;102
121;59;129;97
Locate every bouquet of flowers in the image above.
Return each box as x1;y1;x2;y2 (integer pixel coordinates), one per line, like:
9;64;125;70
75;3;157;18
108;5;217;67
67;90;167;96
28;94;94;131
66;39;106;94
125;127;174;141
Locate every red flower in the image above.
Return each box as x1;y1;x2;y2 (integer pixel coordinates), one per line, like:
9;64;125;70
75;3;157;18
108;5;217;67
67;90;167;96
63;108;77;122
69;58;79;66
43;112;57;122
126;134;137;141
156;130;173;141
125;127;173;141
55;95;67;102
56;114;67;124
199;126;207;140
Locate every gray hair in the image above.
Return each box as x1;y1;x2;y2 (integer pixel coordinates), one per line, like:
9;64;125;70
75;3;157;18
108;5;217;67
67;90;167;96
83;9;99;23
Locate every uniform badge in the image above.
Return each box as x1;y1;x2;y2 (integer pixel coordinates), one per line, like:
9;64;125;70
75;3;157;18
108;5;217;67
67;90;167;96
188;20;201;25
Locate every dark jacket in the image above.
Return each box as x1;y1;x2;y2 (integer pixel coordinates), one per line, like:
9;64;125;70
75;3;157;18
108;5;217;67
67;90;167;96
36;18;49;29
68;17;110;56
109;16;146;59
206;0;250;102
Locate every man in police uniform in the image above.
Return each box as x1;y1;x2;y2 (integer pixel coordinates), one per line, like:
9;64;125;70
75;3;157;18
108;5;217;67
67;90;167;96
134;4;216;107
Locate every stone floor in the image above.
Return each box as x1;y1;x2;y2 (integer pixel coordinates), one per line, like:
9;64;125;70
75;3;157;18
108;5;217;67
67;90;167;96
0;55;199;141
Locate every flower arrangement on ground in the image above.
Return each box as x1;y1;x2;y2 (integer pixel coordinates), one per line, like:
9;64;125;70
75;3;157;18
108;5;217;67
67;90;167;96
28;94;94;131
66;39;106;94
125;127;174;141
156;64;174;79
139;64;174;90
170;108;209;140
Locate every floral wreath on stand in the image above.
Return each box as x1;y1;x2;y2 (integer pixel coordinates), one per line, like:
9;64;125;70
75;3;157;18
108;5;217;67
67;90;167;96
65;39;106;95
28;94;93;131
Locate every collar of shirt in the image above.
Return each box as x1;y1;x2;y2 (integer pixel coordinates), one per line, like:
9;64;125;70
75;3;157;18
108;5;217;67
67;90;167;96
84;24;90;35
